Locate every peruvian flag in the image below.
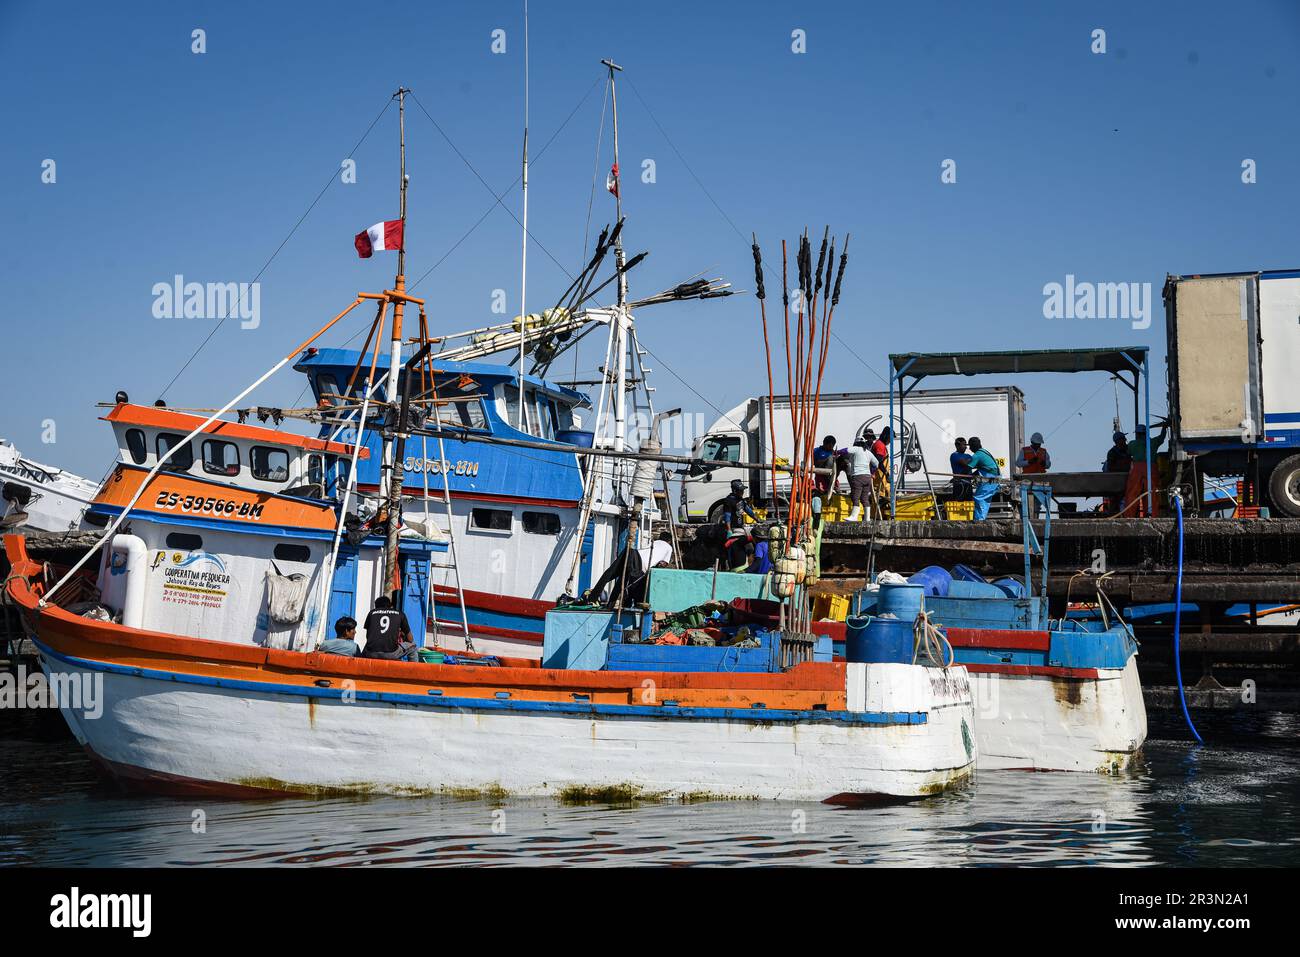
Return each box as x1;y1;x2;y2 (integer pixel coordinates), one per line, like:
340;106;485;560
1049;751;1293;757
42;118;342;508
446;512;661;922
606;162;620;199
354;220;404;258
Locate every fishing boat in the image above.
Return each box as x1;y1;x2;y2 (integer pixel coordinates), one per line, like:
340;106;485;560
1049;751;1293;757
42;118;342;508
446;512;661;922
3;71;975;800
1;438;101;533
857;489;1147;773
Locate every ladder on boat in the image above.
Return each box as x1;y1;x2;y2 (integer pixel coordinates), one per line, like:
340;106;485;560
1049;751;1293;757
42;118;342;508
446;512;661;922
412;329;473;653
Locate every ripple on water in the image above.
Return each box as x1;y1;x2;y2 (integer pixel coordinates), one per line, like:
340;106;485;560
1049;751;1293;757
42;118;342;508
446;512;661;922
1;715;1298;866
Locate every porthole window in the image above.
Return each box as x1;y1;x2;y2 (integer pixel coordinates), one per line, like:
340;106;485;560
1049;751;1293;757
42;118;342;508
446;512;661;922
273;543;311;563
165;532;203;551
522;511;560;535
125;429;148;465
250;446;290;483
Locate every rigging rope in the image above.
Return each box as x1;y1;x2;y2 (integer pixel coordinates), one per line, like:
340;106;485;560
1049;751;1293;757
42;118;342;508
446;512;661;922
158;97;394;402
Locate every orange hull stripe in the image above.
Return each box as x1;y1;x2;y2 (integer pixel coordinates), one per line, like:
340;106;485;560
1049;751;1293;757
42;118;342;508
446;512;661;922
93;464;338;531
5;534;846;709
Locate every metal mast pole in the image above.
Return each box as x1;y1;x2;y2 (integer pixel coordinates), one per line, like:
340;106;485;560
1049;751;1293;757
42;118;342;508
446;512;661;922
382;86;411;595
516;0;530;431
603;58;627;454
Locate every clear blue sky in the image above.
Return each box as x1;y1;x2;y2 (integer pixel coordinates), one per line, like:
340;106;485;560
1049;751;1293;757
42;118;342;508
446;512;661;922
3;0;1298;480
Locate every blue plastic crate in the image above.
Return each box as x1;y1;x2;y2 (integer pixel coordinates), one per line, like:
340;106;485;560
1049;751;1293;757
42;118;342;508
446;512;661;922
604;629;779;673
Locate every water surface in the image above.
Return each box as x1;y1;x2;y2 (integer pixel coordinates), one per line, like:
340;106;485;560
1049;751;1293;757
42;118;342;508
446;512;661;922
2;710;1296;867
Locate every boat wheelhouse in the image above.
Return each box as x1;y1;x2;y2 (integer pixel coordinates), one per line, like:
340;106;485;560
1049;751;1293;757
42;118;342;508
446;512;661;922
294;348;621;655
80;402;447;651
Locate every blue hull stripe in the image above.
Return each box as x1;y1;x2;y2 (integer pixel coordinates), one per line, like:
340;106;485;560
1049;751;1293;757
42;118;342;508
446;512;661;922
34;639;924;727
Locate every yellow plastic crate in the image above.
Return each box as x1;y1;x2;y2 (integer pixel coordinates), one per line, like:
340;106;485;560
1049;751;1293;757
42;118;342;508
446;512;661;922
893;494;937;521
812;593;851;622
944;500;974;521
819;493;853;522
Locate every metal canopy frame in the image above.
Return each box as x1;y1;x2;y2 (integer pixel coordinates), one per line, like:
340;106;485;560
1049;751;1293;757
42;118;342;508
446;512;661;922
886;346;1152;518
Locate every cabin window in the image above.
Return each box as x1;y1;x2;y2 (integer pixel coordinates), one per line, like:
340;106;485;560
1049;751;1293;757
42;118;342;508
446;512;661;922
202;439;241;477
307;454;325;488
273;543;312;563
522;511;560;535
430;375;488;431
537;396;559;440
501;384;525;432
317;373;344;407
125;428;148;465
156;433;194;473
332;455;351;495
165;532;203;551
470;507;512;532
250;446;290;483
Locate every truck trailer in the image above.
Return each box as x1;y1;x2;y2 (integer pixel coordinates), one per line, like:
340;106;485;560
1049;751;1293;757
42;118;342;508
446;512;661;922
679;386;1026;523
1163;270;1300;515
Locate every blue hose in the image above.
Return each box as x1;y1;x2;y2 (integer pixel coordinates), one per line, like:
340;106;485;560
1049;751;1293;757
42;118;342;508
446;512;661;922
1172;495;1203;744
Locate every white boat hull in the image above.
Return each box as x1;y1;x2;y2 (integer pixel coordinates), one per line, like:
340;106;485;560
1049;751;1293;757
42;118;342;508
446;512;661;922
967;658;1147;772
44;652;977;801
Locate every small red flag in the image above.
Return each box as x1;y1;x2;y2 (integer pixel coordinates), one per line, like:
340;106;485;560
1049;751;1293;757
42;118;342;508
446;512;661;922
354;220;404;258
606;163;620;199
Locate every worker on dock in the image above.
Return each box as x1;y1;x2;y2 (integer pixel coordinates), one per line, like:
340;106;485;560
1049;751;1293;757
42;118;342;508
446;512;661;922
722;479;758;529
813;435;848;497
866;427;892;512
950;437;973;501
1102;430;1132;514
1119;421;1168;517
1016;432;1051;475
846;436;879;521
966;436;1002;520
1016;432;1052;518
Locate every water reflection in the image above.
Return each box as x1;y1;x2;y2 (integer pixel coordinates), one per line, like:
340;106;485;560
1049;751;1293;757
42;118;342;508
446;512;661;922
1;711;1297;867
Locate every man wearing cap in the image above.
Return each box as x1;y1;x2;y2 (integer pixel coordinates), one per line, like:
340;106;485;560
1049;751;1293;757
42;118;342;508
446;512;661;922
967;436;1002;520
722;478;758;530
1016;431;1052;519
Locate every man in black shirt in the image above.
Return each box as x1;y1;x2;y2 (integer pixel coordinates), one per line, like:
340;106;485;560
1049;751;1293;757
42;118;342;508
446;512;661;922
362;595;418;661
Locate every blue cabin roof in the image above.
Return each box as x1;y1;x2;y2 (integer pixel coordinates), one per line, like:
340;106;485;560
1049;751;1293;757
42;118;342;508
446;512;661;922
294;348;590;408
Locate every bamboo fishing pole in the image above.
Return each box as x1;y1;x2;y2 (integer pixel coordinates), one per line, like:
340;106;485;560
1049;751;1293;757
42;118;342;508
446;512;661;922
752;235;779;518
782;240;797;530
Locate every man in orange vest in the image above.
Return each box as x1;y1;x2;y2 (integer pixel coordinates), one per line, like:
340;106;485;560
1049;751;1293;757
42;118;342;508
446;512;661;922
1016;432;1052;518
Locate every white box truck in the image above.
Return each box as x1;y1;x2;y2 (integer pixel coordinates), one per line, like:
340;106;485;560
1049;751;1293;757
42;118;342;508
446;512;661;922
679;386;1026;523
1164;269;1300;515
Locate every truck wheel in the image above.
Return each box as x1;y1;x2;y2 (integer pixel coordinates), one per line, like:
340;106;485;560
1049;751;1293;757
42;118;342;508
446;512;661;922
1267;455;1300;517
707;501;726;525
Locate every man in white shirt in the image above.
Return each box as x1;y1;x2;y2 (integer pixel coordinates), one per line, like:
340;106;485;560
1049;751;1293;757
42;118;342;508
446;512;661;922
846;437;879;521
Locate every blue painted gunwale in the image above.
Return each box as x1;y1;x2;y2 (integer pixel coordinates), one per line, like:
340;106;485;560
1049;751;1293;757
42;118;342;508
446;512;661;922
35;639;924;727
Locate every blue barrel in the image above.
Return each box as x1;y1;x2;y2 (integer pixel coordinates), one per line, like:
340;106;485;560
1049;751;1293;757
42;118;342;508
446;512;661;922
907;566;951;597
947;579;1008;600
845;616;915;664
556;429;595;448
951;563;987;584
992;576;1026;598
878;582;925;619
